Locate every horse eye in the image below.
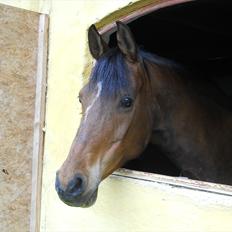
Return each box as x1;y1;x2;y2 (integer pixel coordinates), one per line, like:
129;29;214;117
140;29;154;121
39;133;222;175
120;96;133;108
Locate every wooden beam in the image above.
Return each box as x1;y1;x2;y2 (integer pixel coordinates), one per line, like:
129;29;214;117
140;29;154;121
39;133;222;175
30;14;49;232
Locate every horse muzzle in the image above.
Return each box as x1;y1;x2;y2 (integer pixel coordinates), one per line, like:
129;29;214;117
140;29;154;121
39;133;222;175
55;172;98;207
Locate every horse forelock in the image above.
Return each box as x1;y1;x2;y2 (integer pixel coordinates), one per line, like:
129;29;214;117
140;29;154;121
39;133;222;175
89;48;131;98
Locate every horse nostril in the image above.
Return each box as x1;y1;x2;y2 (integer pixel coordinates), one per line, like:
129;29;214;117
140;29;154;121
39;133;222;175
67;175;85;196
55;173;85;200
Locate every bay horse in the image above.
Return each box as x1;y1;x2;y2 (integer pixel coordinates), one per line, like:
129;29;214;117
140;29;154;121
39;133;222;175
56;21;232;207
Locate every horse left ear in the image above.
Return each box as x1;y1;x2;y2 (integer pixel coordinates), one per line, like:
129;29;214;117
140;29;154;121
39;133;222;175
116;21;137;62
88;24;109;60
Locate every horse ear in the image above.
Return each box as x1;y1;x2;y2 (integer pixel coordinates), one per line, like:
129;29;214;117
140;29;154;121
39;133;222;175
88;24;109;60
116;21;137;62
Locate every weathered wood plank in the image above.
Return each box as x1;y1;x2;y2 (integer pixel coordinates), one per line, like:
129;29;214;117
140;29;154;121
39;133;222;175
0;4;48;232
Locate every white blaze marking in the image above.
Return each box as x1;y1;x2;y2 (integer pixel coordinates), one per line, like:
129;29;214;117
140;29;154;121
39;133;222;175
84;82;102;122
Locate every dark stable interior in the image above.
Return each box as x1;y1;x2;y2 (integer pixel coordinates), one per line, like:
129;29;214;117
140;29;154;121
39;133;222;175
109;0;232;177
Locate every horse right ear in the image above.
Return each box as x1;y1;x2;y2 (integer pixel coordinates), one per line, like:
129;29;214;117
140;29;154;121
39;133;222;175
116;21;137;62
88;24;109;60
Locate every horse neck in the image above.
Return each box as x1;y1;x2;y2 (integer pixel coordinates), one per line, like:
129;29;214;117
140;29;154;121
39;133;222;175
145;61;188;130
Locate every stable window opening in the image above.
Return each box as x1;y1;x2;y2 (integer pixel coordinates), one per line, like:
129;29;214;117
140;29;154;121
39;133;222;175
101;0;232;185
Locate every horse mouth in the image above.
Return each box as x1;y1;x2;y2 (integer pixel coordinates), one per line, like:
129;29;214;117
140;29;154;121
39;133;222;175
60;188;98;208
80;189;98;208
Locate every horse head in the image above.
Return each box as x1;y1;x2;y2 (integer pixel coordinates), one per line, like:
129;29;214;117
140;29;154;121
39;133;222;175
55;22;154;207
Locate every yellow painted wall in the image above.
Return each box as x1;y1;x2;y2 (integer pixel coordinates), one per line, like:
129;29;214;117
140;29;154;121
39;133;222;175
1;0;232;231
0;0;50;13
